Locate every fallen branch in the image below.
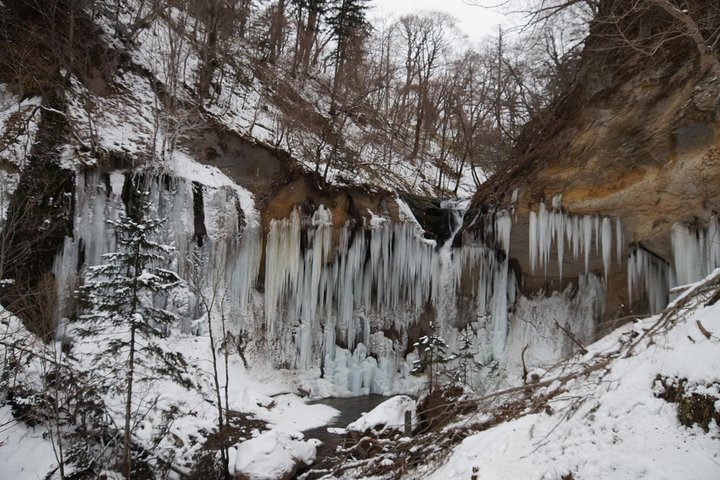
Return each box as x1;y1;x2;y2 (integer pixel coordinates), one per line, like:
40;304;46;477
555;320;588;355
696;320;713;340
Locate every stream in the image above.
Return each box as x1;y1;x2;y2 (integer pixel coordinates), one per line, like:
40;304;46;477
300;395;392;475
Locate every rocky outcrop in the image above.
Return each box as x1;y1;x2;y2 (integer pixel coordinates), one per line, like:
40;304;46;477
463;7;720;322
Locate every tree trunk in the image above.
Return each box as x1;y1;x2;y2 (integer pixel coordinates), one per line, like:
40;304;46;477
300;7;320;78
123;323;136;479
198;1;219;101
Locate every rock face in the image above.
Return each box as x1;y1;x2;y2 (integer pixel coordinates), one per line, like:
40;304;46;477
464;9;720;323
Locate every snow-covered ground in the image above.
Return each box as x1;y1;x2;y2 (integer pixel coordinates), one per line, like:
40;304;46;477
419;273;720;480
0;308;341;480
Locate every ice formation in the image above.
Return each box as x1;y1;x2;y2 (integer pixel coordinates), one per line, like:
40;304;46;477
627;246;670;313
528;195;620;280
261;198;520;391
506;272;604;378
53;170;262;330
53;174;628;394
625;217;720;314
671;217;720;287
627;217;720;314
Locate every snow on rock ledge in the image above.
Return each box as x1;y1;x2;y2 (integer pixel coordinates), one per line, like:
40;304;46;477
346;395;416;435
232;430;317;480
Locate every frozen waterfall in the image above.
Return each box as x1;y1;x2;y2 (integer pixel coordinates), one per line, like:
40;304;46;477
52;170;262;331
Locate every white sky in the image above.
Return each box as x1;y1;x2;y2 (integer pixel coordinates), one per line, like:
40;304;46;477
369;0;513;43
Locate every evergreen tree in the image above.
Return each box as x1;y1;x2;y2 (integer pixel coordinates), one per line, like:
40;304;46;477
326;0;371;68
411;320;452;393
450;327;481;386
76;194;191;479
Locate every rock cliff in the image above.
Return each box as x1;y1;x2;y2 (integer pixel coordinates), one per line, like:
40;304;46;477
463;5;720;324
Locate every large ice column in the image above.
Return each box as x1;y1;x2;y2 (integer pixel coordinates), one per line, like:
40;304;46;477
53;171;124;318
53;170;261;329
264;209;302;337
671;217;720;287
490;212;512;360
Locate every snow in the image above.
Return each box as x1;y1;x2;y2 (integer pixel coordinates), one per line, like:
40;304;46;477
0;85;40;218
346;395;416;434
0;301;340;480
0;406;58;480
233;430;316;480
0;85;40;170
424;279;720;480
262;394;339;433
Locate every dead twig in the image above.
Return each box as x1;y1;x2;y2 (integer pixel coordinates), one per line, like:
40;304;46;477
696;320;713;340
555;320;588;355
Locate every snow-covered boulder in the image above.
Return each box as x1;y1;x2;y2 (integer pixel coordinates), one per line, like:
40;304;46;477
233;430;316;480
346;395;416;436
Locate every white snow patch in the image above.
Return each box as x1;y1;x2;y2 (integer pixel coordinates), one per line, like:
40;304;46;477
0;406;59;480
232;430;316;480
347;395;416;434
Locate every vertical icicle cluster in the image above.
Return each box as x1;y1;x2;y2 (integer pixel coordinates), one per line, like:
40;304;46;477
449;210;515;363
263;207;442;369
528;195;621;280
627;217;720;314
671;217;720;287
627;247;670;313
262;202;519;381
52;172;124;317
53;171;262;326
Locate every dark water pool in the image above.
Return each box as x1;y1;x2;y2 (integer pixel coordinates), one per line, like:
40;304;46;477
300;395;392;476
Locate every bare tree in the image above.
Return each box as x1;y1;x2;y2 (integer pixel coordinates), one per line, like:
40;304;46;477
469;0;719;71
395;12;459;159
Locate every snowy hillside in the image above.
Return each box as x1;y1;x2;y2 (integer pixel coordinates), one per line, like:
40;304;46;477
424;274;720;480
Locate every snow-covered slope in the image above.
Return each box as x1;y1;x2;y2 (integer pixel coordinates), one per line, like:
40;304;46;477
0;307;339;479
418;272;720;480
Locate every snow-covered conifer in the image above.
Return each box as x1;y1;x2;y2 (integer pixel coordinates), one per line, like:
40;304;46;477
76;193;190;479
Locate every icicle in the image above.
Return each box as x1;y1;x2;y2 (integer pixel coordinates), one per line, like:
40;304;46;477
627;246;670;313
601;217;612;280
529;211;538;273
538;201;549;273
593;215;600;256
672;223;704;286
615;217;624;265
582;216;593;274
553;197;565;281
496;213;512;255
